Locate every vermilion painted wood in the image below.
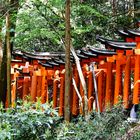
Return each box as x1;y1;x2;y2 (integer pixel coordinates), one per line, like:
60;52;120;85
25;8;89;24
11;71;19;107
133;39;140;104
72;68;79;116
41;67;47;104
114;54;124;105
123;56;131;108
97;70;105;112
10;31;140;115
22;77;30;99
105;62;113;108
79;64;88;114
87;71;94;112
59;74;65;116
53;79;59;108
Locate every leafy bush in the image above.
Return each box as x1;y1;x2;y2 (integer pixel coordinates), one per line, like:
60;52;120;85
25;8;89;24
0;100;61;140
56;105;131;140
0;102;134;140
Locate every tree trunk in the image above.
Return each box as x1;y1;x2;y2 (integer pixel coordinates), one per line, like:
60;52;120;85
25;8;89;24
0;24;5;106
112;0;117;16
6;11;11;107
0;27;3;81
5;0;19;107
0;10;6;106
64;0;71;122
0;47;7;107
112;0;117;38
9;0;19;53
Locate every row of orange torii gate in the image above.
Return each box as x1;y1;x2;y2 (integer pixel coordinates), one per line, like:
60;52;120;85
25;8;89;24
10;28;140;117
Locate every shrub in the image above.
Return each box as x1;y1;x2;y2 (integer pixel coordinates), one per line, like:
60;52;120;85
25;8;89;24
56;105;131;140
0;100;61;140
0;102;133;140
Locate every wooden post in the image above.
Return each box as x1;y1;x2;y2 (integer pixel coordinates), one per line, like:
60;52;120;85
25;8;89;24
133;55;140;104
30;75;37;102
11;71;19;107
59;74;65;116
80;77;85;114
37;76;42;97
123;56;131;108
22;77;30;99
105;62;113;108
53;79;59;108
87;71;94;112
41;67;46;104
114;60;122;104
97;70;104;112
133;40;140;104
72;68;79;115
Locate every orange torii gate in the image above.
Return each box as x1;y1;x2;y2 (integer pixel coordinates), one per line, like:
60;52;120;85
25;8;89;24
125;29;140;105
10;28;140;118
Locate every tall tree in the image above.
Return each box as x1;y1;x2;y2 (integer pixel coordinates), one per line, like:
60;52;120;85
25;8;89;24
9;0;19;53
0;0;19;107
0;21;3;85
6;11;11;106
7;0;19;106
64;0;71;122
0;1;7;106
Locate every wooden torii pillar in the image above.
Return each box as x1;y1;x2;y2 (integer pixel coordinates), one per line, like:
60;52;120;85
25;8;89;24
125;29;140;105
59;69;65;116
105;57;114;108
96;36;135;108
72;67;79;115
113;52;124;105
123;53;132;108
133;37;140;104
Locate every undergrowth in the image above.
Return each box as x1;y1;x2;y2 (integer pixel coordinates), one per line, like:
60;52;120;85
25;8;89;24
0;99;61;140
56;105;131;140
0;100;139;140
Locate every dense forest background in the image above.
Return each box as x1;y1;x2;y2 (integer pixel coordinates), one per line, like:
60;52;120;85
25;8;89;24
0;0;140;52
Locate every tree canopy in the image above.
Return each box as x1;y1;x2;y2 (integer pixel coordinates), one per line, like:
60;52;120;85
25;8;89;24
7;0;136;52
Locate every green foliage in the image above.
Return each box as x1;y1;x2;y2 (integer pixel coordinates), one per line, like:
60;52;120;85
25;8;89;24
56;105;130;140
14;0;134;52
0;102;137;140
0;100;60;140
132;131;140;140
